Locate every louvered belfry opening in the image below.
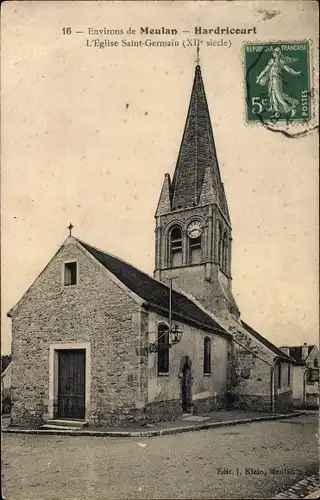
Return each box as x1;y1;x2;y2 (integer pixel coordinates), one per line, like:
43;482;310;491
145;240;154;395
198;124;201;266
170;226;183;267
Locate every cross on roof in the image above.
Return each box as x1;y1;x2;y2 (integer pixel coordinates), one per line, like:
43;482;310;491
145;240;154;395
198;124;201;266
196;45;200;65
68;223;74;236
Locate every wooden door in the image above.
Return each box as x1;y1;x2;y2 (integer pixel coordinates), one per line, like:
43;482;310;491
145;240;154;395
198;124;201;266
57;350;85;419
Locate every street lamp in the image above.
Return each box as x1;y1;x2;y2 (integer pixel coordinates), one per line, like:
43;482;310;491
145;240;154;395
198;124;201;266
170;324;183;345
147;324;183;353
147;277;183;353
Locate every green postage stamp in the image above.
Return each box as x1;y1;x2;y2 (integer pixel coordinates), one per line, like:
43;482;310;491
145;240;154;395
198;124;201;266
244;41;311;124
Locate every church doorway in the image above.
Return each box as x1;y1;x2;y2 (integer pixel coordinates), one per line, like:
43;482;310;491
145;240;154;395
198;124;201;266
57;349;85;419
181;362;192;413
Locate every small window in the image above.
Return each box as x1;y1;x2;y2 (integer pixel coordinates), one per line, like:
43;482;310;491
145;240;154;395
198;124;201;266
157;324;169;374
204;337;211;374
64;262;77;286
287;363;291;385
277;362;282;388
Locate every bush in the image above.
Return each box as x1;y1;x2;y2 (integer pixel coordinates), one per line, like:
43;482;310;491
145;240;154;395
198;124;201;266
226;391;239;408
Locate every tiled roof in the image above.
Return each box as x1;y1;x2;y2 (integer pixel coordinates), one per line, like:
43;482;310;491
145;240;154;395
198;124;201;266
241;321;294;362
78;239;231;338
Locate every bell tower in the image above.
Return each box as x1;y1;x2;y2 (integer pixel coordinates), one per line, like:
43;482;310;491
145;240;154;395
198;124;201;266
154;59;239;319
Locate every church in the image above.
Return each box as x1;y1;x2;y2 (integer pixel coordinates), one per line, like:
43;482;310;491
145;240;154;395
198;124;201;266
8;59;294;428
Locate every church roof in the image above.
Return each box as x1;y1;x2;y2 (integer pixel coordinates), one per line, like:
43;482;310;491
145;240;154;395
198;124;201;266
169;64;230;221
241;321;294;362
78;239;231;338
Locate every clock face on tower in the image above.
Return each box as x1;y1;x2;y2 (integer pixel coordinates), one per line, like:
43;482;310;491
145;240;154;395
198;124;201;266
187;220;203;239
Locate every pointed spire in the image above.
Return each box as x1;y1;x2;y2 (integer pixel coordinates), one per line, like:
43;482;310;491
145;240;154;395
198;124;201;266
199;166;216;205
171;59;230;223
155;173;172;216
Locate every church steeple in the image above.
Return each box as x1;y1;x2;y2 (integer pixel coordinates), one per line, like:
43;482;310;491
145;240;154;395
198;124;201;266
170;62;230;223
154;57;239;320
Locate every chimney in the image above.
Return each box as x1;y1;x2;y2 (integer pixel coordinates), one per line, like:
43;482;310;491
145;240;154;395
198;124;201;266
280;346;289;355
301;343;309;361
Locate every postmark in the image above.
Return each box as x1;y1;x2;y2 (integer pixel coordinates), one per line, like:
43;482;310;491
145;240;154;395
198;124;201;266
244;41;311;126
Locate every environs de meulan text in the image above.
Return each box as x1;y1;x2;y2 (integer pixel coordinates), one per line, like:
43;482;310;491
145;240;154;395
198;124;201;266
87;26;258;36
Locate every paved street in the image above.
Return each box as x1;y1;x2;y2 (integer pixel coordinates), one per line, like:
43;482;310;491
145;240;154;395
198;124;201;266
2;414;318;499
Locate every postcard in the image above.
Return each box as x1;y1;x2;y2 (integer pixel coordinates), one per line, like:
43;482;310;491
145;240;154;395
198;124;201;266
1;1;319;499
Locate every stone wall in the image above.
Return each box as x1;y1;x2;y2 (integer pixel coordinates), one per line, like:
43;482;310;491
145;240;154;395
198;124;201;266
227;324;294;413
229;392;293;414
193;394;226;414
145;399;182;422
80;401;183;428
230;338;273;402
235;395;271;412
274;391;293;413
160;264;235;319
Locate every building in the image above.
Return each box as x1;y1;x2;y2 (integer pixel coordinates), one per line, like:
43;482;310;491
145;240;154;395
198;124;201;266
8;237;234;426
8;60;295;428
280;344;319;409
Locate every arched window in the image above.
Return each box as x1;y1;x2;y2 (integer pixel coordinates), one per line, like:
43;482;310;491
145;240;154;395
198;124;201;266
169;226;182;267
189;235;202;264
204;337;211;374
222;231;228;274
157;323;169;374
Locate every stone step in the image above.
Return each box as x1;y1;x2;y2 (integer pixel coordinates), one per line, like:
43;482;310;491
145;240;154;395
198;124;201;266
45;419;88;428
41;424;84;431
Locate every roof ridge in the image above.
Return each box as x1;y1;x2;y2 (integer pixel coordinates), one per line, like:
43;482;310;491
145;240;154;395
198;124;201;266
77;237;230;309
76;237;171;290
76;237;230;337
241;320;294;361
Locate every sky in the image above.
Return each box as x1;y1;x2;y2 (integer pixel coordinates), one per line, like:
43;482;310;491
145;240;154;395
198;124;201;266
1;1;319;355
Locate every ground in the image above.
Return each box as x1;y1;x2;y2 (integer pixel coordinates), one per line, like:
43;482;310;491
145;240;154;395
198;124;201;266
2;414;318;499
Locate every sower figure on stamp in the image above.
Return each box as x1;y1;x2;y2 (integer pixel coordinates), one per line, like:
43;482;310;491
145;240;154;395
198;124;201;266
256;47;302;119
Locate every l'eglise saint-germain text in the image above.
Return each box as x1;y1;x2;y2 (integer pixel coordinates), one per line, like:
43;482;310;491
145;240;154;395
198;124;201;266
86;39;180;48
